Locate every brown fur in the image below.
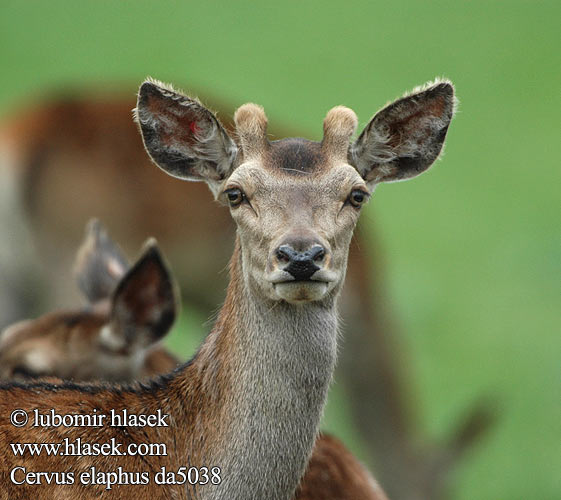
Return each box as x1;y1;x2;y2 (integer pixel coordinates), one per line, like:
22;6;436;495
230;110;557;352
0;225;388;499
0;247;385;499
0;308;177;381
296;434;388;500
0;251;238;498
0;319;387;500
265;138;327;174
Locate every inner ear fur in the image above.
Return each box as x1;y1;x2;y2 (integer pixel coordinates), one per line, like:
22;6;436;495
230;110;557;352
350;79;457;186
135;78;238;191
109;241;177;351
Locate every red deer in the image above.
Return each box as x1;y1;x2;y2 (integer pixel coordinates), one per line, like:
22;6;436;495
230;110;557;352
0;78;455;499
0;218;387;500
0;82;490;499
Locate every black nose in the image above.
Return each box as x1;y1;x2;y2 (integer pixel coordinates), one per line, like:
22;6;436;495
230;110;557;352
275;244;325;281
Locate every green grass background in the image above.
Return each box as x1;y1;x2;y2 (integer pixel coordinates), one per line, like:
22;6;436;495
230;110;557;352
1;1;560;498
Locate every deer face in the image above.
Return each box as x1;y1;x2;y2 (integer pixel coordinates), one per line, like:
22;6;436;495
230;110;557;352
220;140;367;302
136;79;456;304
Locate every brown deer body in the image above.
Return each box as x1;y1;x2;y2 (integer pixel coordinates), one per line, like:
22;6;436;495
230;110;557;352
1;243;339;500
0;219;387;500
0;79;455;499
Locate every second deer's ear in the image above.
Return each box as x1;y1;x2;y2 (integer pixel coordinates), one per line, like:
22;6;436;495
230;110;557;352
135;79;238;194
74;219;129;304
103;241;177;353
350;80;456;187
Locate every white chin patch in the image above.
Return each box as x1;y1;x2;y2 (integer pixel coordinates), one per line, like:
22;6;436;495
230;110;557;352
273;282;329;303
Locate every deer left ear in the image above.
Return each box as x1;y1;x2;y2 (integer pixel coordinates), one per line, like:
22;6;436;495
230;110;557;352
103;241;177;353
350;80;456;187
135;78;238;195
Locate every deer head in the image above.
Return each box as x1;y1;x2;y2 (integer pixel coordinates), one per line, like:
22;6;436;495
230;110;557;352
0;220;177;381
135;78;455;306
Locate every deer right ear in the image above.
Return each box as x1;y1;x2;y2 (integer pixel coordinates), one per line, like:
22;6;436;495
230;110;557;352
74;219;130;304
135;79;238;194
350;80;456;187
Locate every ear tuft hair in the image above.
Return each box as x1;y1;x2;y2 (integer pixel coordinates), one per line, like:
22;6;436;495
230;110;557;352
350;78;456;186
135;80;214;142
140;237;159;254
134;78;238;195
405;77;458;113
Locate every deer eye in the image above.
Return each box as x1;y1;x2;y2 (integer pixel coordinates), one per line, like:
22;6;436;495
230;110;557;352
224;188;245;207
348;189;369;208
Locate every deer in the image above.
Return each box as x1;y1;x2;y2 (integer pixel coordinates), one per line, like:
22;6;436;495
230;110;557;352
0;219;178;382
0;218;388;500
0;83;492;500
0;77;455;499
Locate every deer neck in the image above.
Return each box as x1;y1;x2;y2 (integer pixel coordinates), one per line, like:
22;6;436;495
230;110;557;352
186;236;339;500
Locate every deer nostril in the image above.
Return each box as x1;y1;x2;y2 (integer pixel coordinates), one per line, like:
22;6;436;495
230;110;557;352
310;246;325;263
276;247;292;263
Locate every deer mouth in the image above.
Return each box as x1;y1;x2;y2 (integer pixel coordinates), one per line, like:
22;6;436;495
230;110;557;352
268;270;337;302
273;281;329;303
268;269;337;285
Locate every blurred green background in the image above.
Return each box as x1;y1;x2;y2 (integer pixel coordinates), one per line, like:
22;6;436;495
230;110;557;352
1;1;559;498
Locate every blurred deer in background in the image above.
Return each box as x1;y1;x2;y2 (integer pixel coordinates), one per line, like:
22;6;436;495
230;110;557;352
0;218;388;500
0;78;455;499
0;219;178;382
0;81;491;500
